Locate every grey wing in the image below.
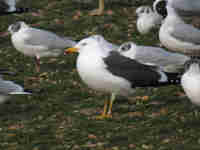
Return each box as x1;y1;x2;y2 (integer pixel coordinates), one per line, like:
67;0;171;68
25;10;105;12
24;28;76;49
103;51;161;87
134;46;189;66
170;23;200;44
102;41;119;51
0;80;23;94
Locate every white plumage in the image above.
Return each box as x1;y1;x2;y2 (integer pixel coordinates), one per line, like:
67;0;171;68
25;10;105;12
154;0;200;17
0;71;31;104
181;59;200;106
118;42;189;72
8;21;77;72
159;6;200;56
65;36;181;118
136;6;163;34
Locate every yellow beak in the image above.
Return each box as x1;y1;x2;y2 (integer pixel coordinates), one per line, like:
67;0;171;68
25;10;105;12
64;47;79;55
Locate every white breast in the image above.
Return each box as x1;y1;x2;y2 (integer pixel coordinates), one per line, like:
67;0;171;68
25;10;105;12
77;51;134;96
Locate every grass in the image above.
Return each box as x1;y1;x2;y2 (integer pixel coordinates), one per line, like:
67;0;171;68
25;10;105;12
1;0;200;150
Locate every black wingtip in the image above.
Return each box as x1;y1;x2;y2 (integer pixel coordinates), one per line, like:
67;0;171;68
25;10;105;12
15;7;30;13
155;0;168;18
24;89;33;94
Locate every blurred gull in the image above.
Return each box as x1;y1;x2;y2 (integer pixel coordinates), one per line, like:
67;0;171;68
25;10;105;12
154;0;200;17
118;42;190;72
0;69;31;104
0;0;29;15
64;36;181;119
90;35;118;51
136;6;163;34
8;21;77;72
181;57;200;106
159;5;200;56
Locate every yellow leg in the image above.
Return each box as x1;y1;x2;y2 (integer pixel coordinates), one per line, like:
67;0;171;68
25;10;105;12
96;99;109;119
106;93;116;118
89;0;105;16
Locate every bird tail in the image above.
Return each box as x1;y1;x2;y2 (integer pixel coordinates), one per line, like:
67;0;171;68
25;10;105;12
15;7;30;13
160;72;181;86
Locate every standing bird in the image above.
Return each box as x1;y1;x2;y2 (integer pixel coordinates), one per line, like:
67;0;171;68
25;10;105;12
0;69;31;104
118;42;189;72
159;5;200;56
181;58;200;106
64;36;181;119
154;0;200;17
136;6;163;34
8;21;77;72
0;0;29;15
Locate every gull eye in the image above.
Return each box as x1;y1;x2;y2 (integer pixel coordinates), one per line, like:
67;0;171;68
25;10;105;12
121;43;131;52
81;42;87;46
11;22;21;32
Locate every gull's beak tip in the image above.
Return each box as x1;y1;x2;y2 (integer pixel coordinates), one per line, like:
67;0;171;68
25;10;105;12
64;47;78;55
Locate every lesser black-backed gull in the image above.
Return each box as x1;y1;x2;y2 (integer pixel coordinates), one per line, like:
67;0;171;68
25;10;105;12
65;37;181;119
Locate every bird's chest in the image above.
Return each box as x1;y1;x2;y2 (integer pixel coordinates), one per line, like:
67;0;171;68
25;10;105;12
12;32;36;56
76;54;108;90
182;73;200;105
12;32;28;49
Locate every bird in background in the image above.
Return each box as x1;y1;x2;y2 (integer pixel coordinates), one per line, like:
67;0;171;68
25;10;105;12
118;42;190;73
0;69;31;104
0;0;30;15
8;21;77;73
159;4;200;56
64;36;181;119
181;57;200;107
154;0;200;17
136;5;163;35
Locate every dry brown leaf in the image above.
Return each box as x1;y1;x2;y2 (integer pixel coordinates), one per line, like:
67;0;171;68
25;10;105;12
73;11;82;20
128;112;144;117
106;10;114;15
54;19;64;25
8;124;24;130
88;134;97;139
0;32;9;37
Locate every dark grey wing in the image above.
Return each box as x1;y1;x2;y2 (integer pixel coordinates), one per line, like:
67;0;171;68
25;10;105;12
24;28;76;49
0;1;9;12
103;51;161;87
170;23;200;44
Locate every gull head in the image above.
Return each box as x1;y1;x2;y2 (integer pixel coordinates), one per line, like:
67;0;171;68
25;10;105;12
184;57;200;73
65;36;101;54
118;42;137;54
8;21;29;34
153;0;167;18
136;6;152;17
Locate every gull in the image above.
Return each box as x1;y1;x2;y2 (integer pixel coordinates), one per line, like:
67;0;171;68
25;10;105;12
0;0;29;15
153;0;200;17
181;57;200;106
159;5;200;56
118;42;190;72
136;6;163;34
8;21;77;72
64;37;181;119
0;69;31;104
90;35;119;52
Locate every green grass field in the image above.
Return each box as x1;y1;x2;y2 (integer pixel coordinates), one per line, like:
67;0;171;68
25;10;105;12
1;0;200;150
